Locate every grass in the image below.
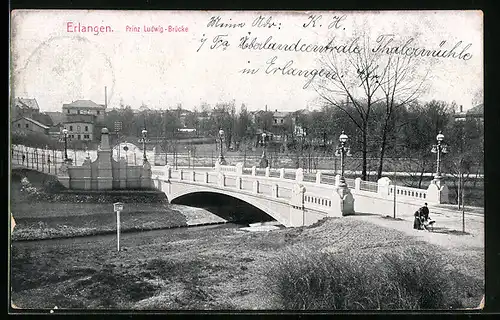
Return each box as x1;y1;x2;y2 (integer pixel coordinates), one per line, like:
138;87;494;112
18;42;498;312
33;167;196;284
266;246;482;310
10;217;484;310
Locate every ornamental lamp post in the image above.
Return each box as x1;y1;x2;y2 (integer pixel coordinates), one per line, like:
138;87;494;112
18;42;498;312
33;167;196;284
218;128;227;165
62;128;69;162
431;131;449;179
138;129;150;162
259;132;269;168
335;130;352;187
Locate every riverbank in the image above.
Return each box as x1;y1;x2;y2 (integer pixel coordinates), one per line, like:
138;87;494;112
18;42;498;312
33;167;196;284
10;169;227;241
11;201;227;241
10;216;484;311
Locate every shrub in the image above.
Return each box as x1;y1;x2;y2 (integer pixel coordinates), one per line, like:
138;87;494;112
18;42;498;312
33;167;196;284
381;246;451;309
267;247;466;310
20;177;40;198
266;249;378;310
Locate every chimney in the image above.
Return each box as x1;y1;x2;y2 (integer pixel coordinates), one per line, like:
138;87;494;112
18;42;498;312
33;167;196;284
265;105;267;112
459;105;463;113
104;86;107;108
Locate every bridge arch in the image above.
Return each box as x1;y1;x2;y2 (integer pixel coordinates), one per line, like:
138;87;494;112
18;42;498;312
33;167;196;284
171;191;276;224
164;184;293;226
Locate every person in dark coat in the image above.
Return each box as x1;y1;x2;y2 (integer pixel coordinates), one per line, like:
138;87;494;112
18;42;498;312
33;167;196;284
421;203;430;221
413;210;422;230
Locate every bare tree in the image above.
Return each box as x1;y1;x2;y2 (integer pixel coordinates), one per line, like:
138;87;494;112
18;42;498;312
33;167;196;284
376;56;430;180
315;35;386;180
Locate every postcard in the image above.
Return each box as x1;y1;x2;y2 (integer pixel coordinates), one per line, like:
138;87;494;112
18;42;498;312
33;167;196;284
9;10;484;312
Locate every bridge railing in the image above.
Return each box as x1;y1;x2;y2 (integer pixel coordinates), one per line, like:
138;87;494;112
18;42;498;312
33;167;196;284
359;180;378;193
11;148;65;175
151;163;435;203
389;184;427;201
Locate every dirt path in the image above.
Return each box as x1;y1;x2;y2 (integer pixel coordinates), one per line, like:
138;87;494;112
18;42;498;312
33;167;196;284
350;211;484;251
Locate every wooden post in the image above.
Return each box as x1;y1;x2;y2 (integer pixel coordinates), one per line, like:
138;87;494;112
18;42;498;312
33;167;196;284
116;210;121;251
393;185;397;219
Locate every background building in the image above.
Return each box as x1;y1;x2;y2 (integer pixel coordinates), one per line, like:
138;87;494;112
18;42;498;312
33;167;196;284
11;117;49;136
62;100;106;122
62;100;107;141
63;115;95;141
11;97;40;120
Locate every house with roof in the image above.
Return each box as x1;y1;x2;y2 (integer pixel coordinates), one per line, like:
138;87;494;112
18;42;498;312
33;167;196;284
11;117;49;136
11;97;40;120
62;100;107;141
62;115;95;141
454;104;484;123
45;111;66;125
62;100;106;123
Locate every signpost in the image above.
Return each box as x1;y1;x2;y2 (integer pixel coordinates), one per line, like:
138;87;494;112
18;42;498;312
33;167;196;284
113;202;124;252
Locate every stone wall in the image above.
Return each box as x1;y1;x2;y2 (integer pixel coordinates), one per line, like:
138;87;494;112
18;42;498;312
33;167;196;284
59;128;152;190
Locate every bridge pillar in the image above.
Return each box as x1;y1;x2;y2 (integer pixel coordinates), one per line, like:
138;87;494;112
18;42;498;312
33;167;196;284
58;162;71;189
96;128;113;190
236;163;243;175
426;177;449;204
253;180;259;193
141;160;152;189
377;177;391;197
332;185;355;216
218;172;225;187
295;168;304;182
265;167;270;177
82;158;92;190
354;177;362;191
119;157;127;189
279;168;285;179
235;176;242;189
316;171;322;184
289;184;306;227
251;166;257;176
272;184;278;198
334;174;341;187
164;165;171;180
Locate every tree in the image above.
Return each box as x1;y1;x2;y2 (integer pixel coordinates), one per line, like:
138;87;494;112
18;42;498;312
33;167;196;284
376;55;430;179
255;111;274;132
443;116;484;207
315;35;386;180
397;100;454;188
235;104;253;149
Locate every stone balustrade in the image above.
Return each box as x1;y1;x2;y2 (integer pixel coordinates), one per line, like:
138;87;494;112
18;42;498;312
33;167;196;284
152;163;448;207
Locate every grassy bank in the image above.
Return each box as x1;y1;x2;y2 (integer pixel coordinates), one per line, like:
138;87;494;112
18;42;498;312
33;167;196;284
10;217;484;311
10;169;224;241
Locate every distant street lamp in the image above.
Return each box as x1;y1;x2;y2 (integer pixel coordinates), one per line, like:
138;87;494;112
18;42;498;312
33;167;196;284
218;128;227;165
138;129;150;162
259;132;269;168
335;130;352;186
431;131;449;179
62;128;69;162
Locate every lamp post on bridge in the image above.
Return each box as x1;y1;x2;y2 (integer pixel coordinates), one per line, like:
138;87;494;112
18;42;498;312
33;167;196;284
259;132;269;168
61;128;70;163
431;131;449;179
335;130;352;187
138;129;150;163
333;130;355;216
217;128;227;165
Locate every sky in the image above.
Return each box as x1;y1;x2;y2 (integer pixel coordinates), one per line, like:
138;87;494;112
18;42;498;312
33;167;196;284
10;10;483;113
